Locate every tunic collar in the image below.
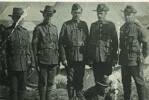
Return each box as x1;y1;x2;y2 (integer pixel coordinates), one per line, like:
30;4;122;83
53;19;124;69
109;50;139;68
71;18;81;23
42;21;52;27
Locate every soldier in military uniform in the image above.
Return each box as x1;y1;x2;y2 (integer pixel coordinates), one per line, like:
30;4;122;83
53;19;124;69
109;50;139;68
84;4;118;99
32;5;59;100
59;3;89;100
0;25;5;73
119;5;148;100
4;8;34;100
0;24;7;84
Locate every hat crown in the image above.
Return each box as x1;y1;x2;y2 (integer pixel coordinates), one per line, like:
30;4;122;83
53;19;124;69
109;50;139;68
96;4;109;12
124;5;137;13
72;3;82;11
41;5;56;14
12;7;24;15
44;5;54;11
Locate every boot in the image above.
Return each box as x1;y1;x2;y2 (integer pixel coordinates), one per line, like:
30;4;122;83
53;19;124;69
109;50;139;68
76;90;86;100
136;84;145;100
68;87;75;100
84;86;98;100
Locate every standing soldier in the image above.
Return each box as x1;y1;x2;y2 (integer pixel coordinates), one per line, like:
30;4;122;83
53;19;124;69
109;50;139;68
4;7;34;100
0;25;5;74
32;5;59;100
119;5;148;100
85;4;118;99
0;24;7;84
59;3;89;100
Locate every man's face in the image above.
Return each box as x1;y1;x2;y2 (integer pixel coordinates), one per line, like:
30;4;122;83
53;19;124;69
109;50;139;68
12;15;21;23
43;13;53;22
97;11;107;21
71;8;82;20
124;13;135;23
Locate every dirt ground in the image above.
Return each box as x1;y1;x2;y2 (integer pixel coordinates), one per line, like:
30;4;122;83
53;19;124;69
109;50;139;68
0;64;149;100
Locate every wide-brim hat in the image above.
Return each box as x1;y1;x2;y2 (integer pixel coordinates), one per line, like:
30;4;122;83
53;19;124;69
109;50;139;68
8;7;24;17
93;4;109;12
40;5;56;14
121;5;137;14
71;3;82;11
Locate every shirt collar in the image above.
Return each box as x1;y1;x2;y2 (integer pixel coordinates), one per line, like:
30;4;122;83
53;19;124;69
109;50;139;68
72;18;81;23
98;20;107;24
42;21;52;27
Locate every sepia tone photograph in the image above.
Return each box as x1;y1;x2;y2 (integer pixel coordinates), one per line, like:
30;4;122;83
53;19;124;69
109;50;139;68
0;2;149;100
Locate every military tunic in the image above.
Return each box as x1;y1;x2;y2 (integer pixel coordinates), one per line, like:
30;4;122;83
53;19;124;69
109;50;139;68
59;19;89;62
5;24;32;71
0;24;6;71
32;23;59;65
0;24;7;85
87;20;118;64
119;22;148;66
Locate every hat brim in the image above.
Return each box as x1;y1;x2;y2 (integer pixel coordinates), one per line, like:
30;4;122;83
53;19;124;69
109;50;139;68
92;10;97;12
40;10;56;14
92;10;109;12
8;15;12;17
121;9;137;13
8;14;22;17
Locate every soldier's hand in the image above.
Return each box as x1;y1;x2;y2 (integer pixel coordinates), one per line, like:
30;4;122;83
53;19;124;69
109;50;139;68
27;60;31;65
36;66;40;72
31;67;35;71
4;69;8;76
112;60;117;67
62;60;68;66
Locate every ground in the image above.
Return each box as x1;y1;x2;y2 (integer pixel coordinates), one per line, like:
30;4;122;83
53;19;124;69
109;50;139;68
0;64;149;100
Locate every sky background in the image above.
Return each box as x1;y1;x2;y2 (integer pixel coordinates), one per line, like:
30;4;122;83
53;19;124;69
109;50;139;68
1;2;149;33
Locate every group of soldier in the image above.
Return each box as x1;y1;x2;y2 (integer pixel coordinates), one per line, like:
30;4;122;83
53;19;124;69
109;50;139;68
0;2;148;100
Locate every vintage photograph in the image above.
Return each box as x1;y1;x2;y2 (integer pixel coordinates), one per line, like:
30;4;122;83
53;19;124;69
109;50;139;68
0;2;149;100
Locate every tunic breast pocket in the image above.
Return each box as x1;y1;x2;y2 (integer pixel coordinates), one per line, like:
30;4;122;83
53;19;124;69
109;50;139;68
42;34;49;43
101;39;111;54
70;29;77;45
50;32;57;42
19;35;29;50
131;39;140;52
21;37;28;45
127;34;140;53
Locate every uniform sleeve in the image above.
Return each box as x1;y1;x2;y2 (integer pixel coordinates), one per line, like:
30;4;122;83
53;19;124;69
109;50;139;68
55;26;59;50
89;23;94;39
59;23;67;62
111;23;118;61
32;26;40;64
119;26;124;50
1;46;7;70
81;22;89;63
138;26;149;58
25;30;35;67
28;43;35;67
86;23;94;64
84;22;89;45
1;28;9;70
